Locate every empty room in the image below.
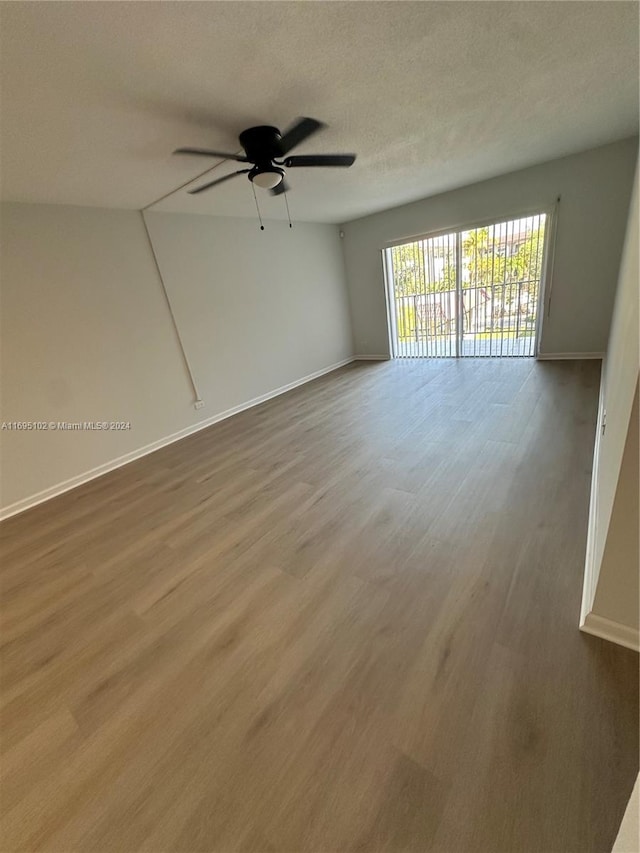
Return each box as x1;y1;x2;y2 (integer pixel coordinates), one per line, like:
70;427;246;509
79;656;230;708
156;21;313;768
1;2;639;852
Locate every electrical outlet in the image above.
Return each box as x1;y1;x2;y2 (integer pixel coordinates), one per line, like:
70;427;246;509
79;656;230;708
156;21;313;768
194;400;205;410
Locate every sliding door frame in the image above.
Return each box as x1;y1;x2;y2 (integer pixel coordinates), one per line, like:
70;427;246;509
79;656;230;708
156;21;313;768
382;248;399;358
381;202;557;360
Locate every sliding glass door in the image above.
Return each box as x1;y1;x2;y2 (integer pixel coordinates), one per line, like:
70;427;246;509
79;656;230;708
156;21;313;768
385;213;548;358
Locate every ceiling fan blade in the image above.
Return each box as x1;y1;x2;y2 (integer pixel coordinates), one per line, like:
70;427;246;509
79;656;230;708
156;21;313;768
174;147;248;163
284;154;356;168
270;178;290;196
188;169;250;194
277;117;325;156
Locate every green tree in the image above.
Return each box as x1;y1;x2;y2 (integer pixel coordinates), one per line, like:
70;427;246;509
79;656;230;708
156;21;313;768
391;220;546;303
461;223;545;290
391;242;425;297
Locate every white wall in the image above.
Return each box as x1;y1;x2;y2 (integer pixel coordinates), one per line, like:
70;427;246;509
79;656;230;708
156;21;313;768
341;138;638;357
591;386;639;630
0;203;353;514
143;212;352;408
581;155;639;649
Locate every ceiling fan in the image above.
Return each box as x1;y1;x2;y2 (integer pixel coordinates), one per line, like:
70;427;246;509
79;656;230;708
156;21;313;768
174;117;356;196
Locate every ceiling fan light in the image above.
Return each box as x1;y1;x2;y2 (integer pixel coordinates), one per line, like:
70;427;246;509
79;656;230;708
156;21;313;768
251;169;284;190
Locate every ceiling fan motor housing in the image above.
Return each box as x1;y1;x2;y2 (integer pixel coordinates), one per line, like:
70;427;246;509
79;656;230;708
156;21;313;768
238;125;283;163
239;126;286;189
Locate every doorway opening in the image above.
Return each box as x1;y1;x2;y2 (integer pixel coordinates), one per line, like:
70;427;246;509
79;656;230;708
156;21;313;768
384;213;548;358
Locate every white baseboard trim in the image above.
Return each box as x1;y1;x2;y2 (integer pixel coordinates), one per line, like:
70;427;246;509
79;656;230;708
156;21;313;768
0;356;355;522
354;354;391;361
580;612;640;653
536;352;605;361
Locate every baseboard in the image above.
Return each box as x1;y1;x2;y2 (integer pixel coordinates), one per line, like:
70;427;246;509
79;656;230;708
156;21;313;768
0;356;355;521
580;612;640;652
536;352;605;360
580;370;606;624
354;354;391;361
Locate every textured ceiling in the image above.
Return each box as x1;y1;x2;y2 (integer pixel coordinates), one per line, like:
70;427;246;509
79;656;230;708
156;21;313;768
1;1;638;223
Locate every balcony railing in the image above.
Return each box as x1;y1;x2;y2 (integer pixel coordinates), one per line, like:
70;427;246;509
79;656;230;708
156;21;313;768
394;280;539;358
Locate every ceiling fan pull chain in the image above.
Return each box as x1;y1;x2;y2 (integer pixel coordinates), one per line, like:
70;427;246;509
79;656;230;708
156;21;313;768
284;192;292;229
251;182;265;231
